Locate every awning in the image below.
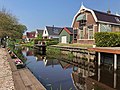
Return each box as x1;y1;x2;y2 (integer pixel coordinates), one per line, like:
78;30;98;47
76;14;86;21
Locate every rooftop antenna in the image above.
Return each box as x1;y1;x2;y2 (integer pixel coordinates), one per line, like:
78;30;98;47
107;0;111;14
81;2;83;6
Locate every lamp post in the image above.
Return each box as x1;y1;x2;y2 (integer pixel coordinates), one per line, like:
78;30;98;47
5;36;9;47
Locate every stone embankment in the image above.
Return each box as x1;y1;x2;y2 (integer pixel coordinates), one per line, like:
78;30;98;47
0;48;15;90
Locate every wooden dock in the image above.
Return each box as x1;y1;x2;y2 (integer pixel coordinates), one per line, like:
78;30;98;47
88;47;120;54
13;68;46;90
88;47;120;71
7;50;46;90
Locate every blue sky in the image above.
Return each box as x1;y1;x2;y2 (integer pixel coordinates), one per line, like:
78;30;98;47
0;0;120;31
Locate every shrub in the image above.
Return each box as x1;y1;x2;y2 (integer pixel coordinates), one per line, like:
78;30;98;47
46;40;59;46
34;38;58;46
34;38;43;44
46;47;61;58
67;52;74;60
94;32;120;47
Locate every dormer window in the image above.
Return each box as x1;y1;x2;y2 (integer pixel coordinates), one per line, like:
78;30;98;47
53;29;58;34
76;14;86;27
76;14;86;22
115;17;120;23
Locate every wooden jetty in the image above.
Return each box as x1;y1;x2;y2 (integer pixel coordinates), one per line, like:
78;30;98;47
34;44;46;50
88;47;120;71
7;49;46;90
34;44;46;54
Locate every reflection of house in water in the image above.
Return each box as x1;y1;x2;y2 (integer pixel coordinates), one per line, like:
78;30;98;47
71;66;95;90
59;61;73;69
101;53;120;67
43;59;59;67
22;47;28;52
35;55;46;61
90;66;120;90
71;63;120;90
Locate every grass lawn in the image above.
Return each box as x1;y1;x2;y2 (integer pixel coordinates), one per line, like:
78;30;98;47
57;43;93;48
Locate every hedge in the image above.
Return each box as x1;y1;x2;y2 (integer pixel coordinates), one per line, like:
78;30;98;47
46;41;59;46
34;38;58;46
94;32;120;47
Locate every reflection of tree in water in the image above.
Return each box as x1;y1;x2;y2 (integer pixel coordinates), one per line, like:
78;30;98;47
24;47;46;61
34;48;46;56
13;46;27;63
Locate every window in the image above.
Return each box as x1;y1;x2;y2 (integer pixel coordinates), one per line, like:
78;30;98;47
80;30;84;39
79;27;84;39
100;24;111;32
115;17;120;23
88;25;94;39
73;29;77;39
79;20;86;27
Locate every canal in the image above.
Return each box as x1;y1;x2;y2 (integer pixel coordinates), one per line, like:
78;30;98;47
21;47;120;90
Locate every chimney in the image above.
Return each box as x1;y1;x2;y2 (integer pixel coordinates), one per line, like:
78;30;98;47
52;25;54;31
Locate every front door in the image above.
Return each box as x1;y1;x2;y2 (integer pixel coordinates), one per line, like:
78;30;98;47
61;36;67;43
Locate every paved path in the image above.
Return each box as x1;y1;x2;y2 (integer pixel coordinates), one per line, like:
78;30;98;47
0;48;46;90
0;48;15;90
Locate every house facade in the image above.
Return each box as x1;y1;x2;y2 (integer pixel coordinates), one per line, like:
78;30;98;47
26;31;36;41
22;35;27;42
59;27;73;44
42;26;62;39
35;29;44;38
72;5;120;44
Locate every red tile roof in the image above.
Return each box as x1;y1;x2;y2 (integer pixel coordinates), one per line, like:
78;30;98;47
26;32;36;38
22;35;27;39
59;27;73;35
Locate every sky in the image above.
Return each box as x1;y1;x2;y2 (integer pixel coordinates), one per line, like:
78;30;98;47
0;0;120;32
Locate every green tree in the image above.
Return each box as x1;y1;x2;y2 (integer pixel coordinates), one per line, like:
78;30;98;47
0;8;27;38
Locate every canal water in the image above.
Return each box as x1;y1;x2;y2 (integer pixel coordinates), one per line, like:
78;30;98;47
21;47;120;90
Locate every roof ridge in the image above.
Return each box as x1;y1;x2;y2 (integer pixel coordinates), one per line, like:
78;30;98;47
65;27;73;29
46;26;63;28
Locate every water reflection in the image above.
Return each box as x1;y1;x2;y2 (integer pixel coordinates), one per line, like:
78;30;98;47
22;47;120;90
72;66;95;90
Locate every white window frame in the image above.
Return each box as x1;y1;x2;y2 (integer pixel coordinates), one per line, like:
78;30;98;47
88;26;94;40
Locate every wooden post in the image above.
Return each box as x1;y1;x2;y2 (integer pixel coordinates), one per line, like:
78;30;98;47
98;52;101;66
98;67;100;81
114;71;117;88
114;54;117;71
88;51;90;62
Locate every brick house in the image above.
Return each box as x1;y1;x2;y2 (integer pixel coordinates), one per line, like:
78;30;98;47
72;5;120;44
26;31;36;41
